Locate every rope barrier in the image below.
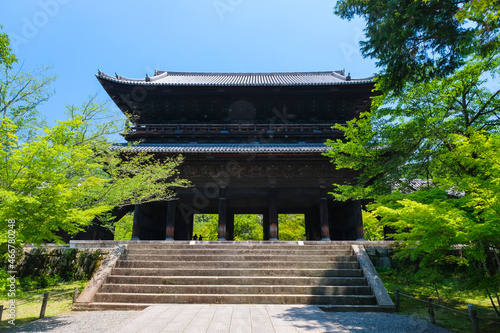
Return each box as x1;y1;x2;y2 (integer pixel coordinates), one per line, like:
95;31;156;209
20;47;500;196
0;287;79;322
50;290;75;298
395;289;500;329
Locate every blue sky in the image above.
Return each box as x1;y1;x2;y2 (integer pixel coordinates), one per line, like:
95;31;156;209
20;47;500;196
1;0;377;129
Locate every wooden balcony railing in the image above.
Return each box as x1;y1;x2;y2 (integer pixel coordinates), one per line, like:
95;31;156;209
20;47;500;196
126;123;344;135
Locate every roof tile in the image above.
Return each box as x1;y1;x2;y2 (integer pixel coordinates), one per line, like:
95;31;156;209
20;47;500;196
98;70;373;87
110;143;331;154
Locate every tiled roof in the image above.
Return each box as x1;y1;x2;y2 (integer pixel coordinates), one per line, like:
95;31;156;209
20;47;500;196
97;70;373;87
110;143;331;154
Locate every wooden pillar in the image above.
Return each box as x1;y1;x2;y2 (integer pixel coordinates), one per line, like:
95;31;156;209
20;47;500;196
227;213;235;241
269;186;278;241
327;204;337;240
165;199;177;240
304;211;311;241
218;187;227;241
353;200;365;240
305;209;321;241
174;208;193;240
131;205;142;240
262;213;270;240
320;186;331;241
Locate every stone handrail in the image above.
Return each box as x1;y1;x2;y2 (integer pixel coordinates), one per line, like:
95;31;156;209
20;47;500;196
352;244;395;309
73;244;127;306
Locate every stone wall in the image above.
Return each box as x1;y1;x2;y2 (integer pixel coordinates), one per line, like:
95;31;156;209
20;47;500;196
365;246;394;269
15;247;109;280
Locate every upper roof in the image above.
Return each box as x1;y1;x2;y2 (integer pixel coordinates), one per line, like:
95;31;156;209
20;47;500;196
97;70;373;87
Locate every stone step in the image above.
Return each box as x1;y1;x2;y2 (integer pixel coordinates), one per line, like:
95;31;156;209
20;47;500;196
319;305;397;313
72;302;149;311
120;254;357;262
73;303;395;313
125;244;352;251
99;284;373;295
73;242;395;312
124;249;353;256
114;260;360;269
110;267;364;277
93;293;377;305
105;275;369;286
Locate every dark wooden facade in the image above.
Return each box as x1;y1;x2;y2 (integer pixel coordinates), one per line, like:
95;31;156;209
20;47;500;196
97;70;375;241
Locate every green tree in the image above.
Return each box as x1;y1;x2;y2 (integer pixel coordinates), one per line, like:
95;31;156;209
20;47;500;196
193;214;219;241
0;25;16;68
361;210;384;241
0;64;190;245
326;54;500;200
1;28;50;141
334;0;500;91
234;214;263;241
325;53;500;314
0;30;190;244
0;62;55;142
0;111;189;245
193;214;265;241
278;214;306;241
330;0;500;311
113;213;133;241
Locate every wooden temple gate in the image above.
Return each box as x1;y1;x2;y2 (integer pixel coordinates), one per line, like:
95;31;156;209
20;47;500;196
94;70;375;241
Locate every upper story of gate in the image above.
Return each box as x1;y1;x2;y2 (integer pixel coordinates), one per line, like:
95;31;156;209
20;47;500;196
97;70;376;144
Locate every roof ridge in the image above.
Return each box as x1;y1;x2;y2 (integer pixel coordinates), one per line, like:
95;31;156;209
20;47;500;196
156;71;341;76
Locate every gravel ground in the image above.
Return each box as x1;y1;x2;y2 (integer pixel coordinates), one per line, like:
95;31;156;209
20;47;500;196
3;311;139;333
2;309;454;333
322;312;454;333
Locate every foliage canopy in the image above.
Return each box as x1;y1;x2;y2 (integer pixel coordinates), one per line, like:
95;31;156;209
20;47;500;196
192;214;306;241
0;63;189;245
325;54;500;302
334;0;500;91
0;25;16;68
332;0;500;312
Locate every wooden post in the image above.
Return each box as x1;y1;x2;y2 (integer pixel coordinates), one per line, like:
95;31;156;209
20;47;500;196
0;305;3;322
395;289;400;312
428;298;435;324
226;213;235;241
218;187;227;241
319;186;331;241
39;293;50;319
353;200;365;240
468;304;480;333
262;213;270;241
131;205;142;240
165;199;177;240
73;287;79;303
269;186;278;241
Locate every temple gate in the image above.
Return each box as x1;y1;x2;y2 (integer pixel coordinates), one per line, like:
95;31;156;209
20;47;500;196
97;70;375;241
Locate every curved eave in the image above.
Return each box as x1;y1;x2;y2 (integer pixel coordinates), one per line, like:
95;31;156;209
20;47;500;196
96;71;374;87
110;143;332;154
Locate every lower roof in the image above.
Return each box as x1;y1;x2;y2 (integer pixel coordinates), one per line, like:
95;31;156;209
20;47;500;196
110;143;331;154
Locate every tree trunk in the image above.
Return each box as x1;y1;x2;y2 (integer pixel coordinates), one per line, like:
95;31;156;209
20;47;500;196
434;281;440;302
486;288;500;318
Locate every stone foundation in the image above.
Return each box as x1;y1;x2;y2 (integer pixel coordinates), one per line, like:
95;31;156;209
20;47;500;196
14;247;110;280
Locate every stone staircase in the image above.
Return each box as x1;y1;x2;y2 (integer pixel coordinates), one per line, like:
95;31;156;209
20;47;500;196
73;242;394;312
